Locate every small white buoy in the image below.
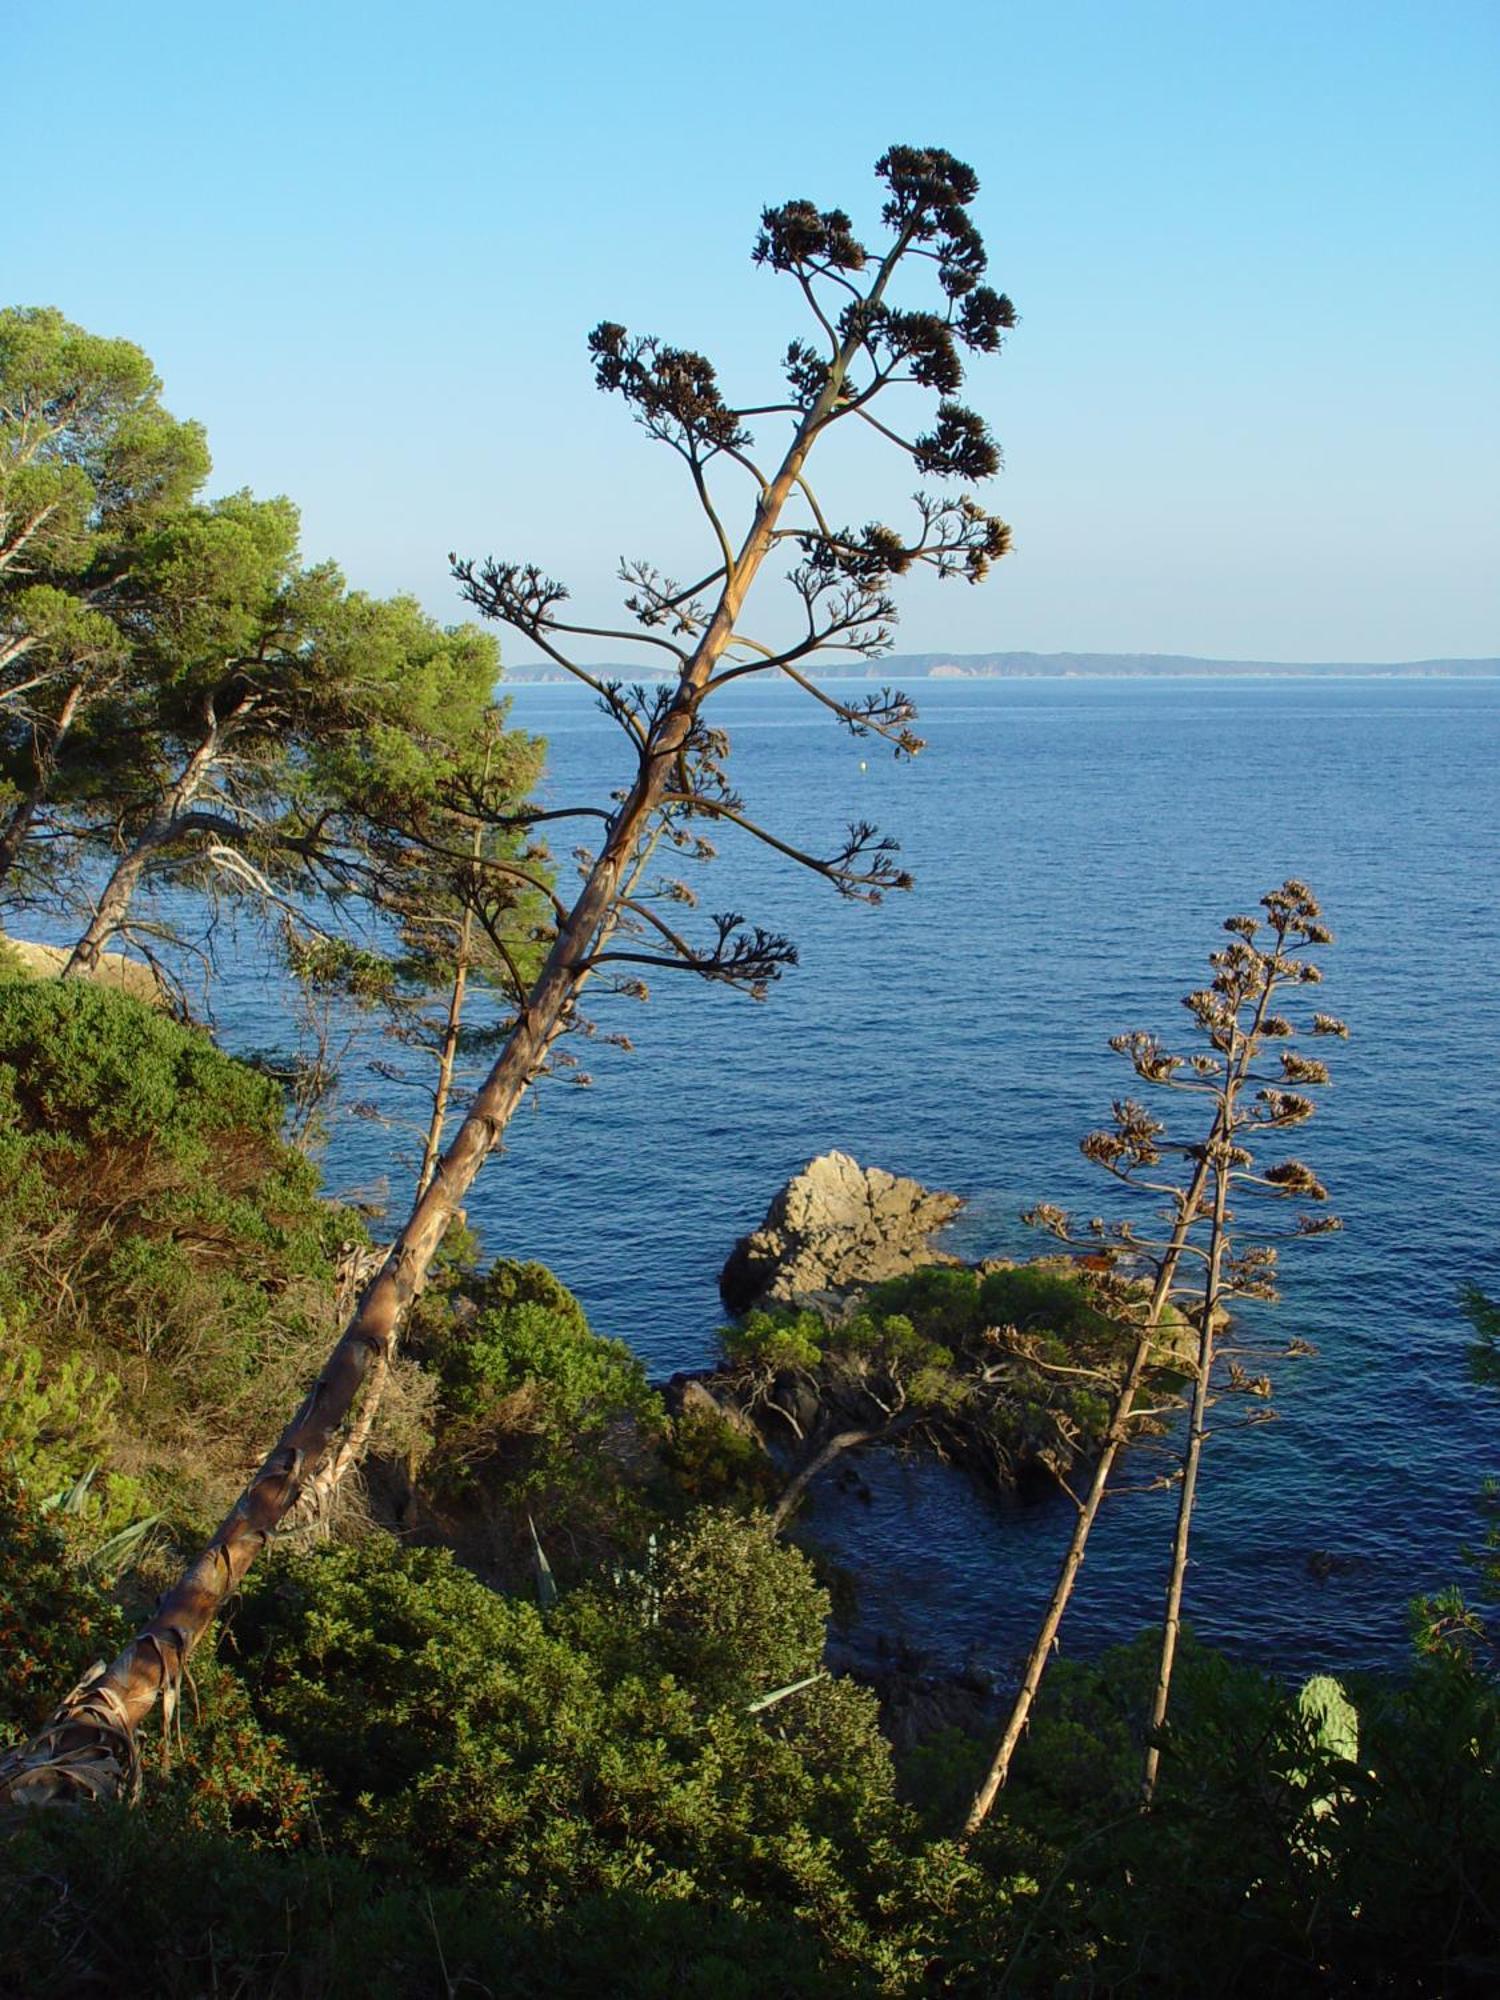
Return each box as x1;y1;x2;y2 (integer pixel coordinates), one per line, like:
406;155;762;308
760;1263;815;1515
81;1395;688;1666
859;759;868;772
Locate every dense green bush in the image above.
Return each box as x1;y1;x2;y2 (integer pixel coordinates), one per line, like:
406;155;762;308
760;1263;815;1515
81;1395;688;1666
657;1403;779;1513
0;981;1495;1993
722;1304;954;1396
0;1338;147;1533
405;1255;663;1582
975;1261;1122;1348
648;1507;830;1705
0;1494;1022;1995
0;1470;130;1738
717;1269;1127;1496
3;1466;1497;1992
860;1262;1123;1357
0;1805;891;1998
0;975;286;1143
865;1266;986;1345
202;1520;956;1989
417;1256;658;1440
0;979;358;1528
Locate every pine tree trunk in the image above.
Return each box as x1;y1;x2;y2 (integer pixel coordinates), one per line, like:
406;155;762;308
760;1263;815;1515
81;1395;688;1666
769;1418;920;1535
416;915;472;1200
62;698;234;978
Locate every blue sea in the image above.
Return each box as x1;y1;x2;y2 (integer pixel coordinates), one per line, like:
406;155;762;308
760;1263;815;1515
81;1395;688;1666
246;675;1500;1683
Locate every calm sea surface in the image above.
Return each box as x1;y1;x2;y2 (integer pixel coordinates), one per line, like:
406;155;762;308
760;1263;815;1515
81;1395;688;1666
242;676;1500;1680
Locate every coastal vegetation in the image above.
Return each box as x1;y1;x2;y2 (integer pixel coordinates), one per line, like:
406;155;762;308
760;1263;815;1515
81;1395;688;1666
1;149;1497;1994
969;880;1345;1825
1;921;1495;1990
0;979;1495;1989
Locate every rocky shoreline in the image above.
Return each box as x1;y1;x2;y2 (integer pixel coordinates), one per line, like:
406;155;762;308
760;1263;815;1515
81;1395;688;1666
663;1148;1137;1509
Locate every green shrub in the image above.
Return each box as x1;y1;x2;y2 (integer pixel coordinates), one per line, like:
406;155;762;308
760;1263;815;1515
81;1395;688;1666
650;1509;831;1706
0;975;284;1145
432;1258;657;1439
721;1305;825;1372
976;1262;1118;1347
0;1805;878;1998
408;1257;663;1581
722;1303;953;1393
0;979;359;1530
157;1651;319;1851
865;1266;983;1345
0;1469;130;1738
658;1405;778;1514
0;1339;146;1534
222;1524;908;1956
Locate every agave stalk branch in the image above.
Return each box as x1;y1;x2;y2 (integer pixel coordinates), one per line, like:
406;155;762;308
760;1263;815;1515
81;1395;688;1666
0;225;923;1806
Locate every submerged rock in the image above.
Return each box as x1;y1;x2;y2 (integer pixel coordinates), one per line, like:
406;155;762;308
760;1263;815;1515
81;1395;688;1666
719;1149;962;1315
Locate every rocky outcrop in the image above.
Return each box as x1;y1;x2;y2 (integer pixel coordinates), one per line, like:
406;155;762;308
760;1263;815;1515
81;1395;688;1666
1;934;163;1004
719;1150;962;1315
659;1370;763;1438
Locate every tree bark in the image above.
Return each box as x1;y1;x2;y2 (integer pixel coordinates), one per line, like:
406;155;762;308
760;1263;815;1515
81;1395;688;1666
62;696;241;978
769;1424;893;1535
416;912;473;1199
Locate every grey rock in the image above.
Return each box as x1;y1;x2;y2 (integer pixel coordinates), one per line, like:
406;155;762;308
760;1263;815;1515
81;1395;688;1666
720;1149;962;1314
660;1371;761;1438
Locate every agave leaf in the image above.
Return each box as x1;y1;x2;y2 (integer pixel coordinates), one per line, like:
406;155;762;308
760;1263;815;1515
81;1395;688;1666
41;1463;99;1516
1296;1673;1359;1767
746;1670;826;1715
84;1513;166;1580
528;1513;558;1610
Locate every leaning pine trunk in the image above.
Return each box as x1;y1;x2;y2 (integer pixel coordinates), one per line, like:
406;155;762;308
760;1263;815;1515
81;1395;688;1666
64;834;161;979
415;912;473;1199
769;1421;913;1536
0;275;901;1804
62;693;244;979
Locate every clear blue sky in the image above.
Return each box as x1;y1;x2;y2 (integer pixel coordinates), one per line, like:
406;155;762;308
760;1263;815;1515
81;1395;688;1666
12;0;1497;662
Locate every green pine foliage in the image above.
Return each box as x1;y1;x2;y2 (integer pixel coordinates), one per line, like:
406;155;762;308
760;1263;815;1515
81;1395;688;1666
716;1263;1140;1496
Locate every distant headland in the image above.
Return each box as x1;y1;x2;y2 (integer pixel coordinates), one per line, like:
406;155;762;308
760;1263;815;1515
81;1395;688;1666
505;650;1500;684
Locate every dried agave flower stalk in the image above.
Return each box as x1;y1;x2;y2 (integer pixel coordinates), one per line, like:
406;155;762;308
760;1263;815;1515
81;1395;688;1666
966;880;1343;1832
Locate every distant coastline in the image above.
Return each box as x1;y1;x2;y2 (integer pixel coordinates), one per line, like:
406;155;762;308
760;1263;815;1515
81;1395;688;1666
505;650;1500;684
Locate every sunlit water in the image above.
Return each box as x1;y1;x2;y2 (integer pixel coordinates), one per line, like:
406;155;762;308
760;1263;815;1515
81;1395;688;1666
219;676;1500;1681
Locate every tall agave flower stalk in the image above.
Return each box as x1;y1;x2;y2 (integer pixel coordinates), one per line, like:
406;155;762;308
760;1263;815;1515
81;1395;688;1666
966;880;1344;1832
0;144;1015;1807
